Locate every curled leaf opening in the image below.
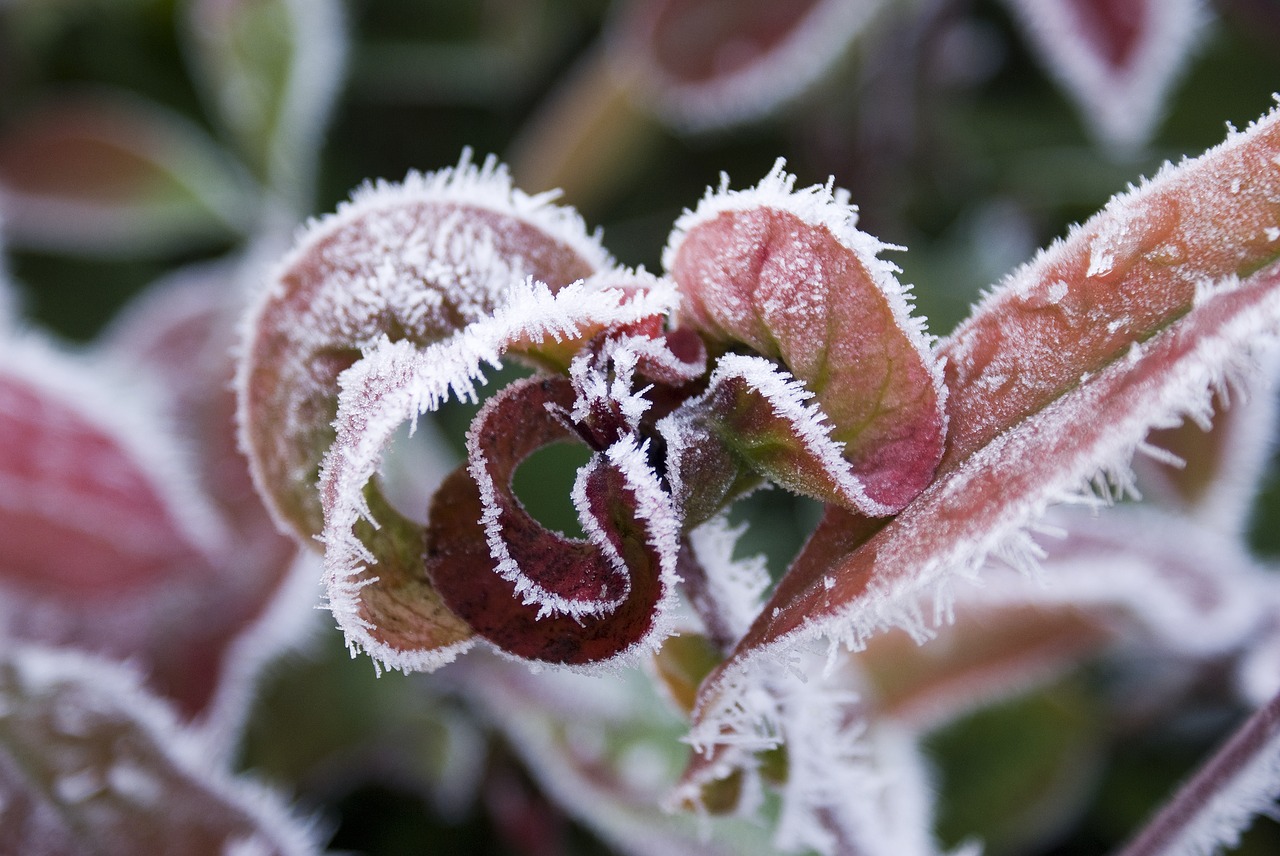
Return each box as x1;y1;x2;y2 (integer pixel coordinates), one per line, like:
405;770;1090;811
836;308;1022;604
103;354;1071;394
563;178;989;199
426;376;681;666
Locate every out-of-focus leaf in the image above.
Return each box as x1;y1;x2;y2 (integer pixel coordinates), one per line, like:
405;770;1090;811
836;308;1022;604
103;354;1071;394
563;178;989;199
1118;684;1280;856
460;653;781;856
96;261;308;733
0;333;224;597
0;644;320;856
1000;0;1205;149
1135;370;1279;536
609;0;886;130
0;94;255;256
0;265;307;728
929;685;1104;856
183;0;346;201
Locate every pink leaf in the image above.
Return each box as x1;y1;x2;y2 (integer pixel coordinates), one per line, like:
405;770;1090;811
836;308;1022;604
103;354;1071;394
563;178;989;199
425;376;680;666
238;151;611;542
0;645;319;855
1000;0;1206;148
0;335;224;596
0;266;307;727
610;0;886;130
318;277;681;673
665;162;947;513
0;93;254;255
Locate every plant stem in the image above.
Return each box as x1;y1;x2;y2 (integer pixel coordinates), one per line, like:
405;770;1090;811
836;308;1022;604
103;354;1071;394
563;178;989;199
1117;686;1280;856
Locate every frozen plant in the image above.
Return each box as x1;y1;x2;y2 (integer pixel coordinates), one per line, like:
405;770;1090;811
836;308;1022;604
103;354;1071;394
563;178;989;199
237;101;1280;855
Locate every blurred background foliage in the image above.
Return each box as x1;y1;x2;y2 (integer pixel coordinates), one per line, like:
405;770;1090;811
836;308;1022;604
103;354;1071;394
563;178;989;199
3;1;1280;854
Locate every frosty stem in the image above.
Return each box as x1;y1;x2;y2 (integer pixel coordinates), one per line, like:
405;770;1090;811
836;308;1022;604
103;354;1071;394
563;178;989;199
1117;686;1280;856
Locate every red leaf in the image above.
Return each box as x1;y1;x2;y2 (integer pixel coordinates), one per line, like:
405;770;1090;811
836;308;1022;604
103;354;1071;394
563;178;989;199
665;163;946;513
0;270;304;725
691;253;1280;756
943;107;1280;465
426;376;679;666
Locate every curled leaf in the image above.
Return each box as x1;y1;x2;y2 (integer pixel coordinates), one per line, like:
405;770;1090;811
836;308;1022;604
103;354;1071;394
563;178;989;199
426;375;680;666
660;353;907;523
319;277;681;673
665;161;946;513
238;151;611;541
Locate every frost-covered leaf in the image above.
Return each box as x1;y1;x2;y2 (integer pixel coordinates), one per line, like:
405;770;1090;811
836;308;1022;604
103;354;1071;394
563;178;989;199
0;93;254;255
691;242;1280;760
610;0;886;130
318;277;681;673
183;0;345;200
0;645;319;856
0;332;224;596
860;505;1268;730
0;262;309;729
1000;0;1206;148
426;376;680;666
661;354;911;522
665;161;946;513
238;152;611;542
944;105;1280;464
